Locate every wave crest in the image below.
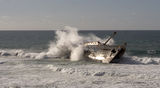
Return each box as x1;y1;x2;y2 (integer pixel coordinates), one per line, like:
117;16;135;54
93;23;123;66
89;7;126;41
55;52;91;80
0;26;112;61
120;55;160;65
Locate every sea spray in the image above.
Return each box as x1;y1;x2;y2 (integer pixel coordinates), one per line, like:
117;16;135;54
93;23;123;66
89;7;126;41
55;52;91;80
45;26;114;61
46;26;84;61
0;26;104;61
0;26;115;61
119;54;160;65
70;45;84;61
0;29;160;65
1;27;160;65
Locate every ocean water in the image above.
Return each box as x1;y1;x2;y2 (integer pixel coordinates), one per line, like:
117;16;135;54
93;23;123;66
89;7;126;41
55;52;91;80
1;29;160;88
0;30;159;57
81;30;160;57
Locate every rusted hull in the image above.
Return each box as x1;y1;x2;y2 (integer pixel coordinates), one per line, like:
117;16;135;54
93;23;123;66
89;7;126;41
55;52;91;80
84;45;126;63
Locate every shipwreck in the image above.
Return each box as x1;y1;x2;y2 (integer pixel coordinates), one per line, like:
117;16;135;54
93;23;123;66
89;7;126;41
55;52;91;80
84;32;126;63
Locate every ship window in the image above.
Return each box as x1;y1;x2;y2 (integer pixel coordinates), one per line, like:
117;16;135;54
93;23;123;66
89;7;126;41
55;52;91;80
111;49;116;53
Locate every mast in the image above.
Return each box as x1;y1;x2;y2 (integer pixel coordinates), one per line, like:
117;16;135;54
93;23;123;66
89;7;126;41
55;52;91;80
104;32;117;45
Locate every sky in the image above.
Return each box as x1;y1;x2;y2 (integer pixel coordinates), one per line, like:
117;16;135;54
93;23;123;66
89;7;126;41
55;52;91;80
0;0;160;30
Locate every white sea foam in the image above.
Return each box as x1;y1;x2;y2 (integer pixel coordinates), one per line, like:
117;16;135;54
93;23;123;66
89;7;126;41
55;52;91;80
1;56;160;88
41;26;114;60
120;55;160;65
0;27;160;88
1;49;160;65
46;26;84;61
0;26;112;61
0;26;160;65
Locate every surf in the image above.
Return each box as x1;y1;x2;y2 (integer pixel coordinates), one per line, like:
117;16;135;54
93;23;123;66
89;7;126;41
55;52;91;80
0;26;160;65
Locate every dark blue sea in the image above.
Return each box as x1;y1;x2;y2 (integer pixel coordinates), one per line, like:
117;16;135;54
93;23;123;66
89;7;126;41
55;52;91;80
0;30;160;58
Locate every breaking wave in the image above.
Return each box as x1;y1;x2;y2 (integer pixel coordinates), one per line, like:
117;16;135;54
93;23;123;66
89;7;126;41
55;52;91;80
1;49;160;65
120;54;160;65
0;26;114;61
0;26;160;65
